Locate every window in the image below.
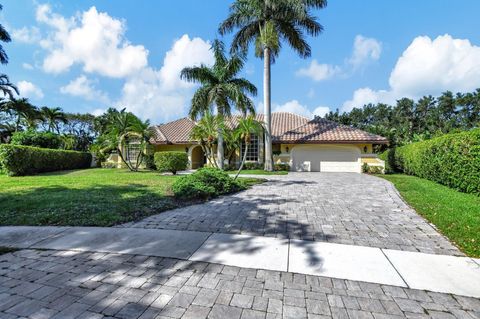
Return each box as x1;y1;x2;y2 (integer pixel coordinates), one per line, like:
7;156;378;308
126;143;141;161
241;134;259;161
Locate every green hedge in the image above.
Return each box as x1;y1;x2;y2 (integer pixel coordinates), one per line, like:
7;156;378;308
0;144;92;176
10;131;63;149
172;167;244;199
382;129;480;195
154;151;188;174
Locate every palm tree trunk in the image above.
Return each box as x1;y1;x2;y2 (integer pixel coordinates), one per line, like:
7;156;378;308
235;142;249;180
263;47;273;171
217;128;224;169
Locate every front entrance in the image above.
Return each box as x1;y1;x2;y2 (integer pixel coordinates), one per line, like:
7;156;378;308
190;145;206;169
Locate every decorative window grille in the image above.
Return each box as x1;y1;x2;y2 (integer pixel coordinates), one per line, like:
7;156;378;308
241;134;259;161
126;143;141;161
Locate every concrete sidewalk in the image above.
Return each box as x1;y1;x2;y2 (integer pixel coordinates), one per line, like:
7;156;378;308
1;226;479;298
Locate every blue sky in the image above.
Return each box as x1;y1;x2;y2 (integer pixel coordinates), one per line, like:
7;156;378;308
2;0;480;124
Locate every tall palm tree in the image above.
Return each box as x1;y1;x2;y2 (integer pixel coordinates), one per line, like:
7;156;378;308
4;98;40;131
0;5;18;100
219;0;326;170
234;115;263;179
41;106;68;133
180;39;257;169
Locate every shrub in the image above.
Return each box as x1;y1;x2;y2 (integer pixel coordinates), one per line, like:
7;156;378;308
361;162;369;173
274;163;290;171
389;129;480;195
143;153;156;170
154;151;188;174
243;162;263;170
10;131;63;149
379;148;397;173
172;167;244;199
0;144;92;176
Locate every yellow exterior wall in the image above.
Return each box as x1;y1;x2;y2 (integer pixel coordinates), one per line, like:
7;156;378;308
154;144;191;152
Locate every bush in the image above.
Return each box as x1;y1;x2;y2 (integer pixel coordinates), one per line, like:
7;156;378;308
154;151;188;174
274;163;290;171
379;148;398;174
143;153;156;170
172;167;244;199
243;162;263;170
361;162;369;173
0;144;92;176
387;129;480;195
10;131;63;149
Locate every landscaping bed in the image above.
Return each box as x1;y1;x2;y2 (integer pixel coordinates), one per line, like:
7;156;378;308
0;168;262;227
379;174;480;257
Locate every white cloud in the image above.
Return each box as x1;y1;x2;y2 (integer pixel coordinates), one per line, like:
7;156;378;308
17;81;44;99
60;75;110;104
349;35;382;68
118;35;214;123
273;100;330;119
22;63;34;70
342;34;480;112
158;34;214;90
37;4;148;78
296;60;340;82
312;106;330;117
12;26;41;43
90;108;106;116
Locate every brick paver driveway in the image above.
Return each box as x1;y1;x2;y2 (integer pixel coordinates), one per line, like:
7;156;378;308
1;249;479;319
124;173;461;256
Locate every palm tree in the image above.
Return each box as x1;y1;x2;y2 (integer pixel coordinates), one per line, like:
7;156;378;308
98;109;152;172
189;112;224;168
219;0;327;170
41;106;68;133
4;98;40;131
180;39;257;169
0;5;18;100
234;115;263;179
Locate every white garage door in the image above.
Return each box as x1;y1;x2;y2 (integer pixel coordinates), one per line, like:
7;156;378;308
291;145;361;172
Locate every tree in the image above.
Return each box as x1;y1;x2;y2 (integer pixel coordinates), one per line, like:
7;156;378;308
219;0;327;170
41;106;68;133
234;115;263;179
3;98;40;131
0;5;18;100
97;109;151;172
180;39;257;169
189;112;223;168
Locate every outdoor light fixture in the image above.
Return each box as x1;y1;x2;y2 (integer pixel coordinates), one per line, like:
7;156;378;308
185;147;189;153
286;146;289;153
363;146;368;153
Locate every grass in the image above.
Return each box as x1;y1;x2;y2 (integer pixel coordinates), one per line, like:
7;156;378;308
0;168;261;227
233;169;288;175
379;174;480;257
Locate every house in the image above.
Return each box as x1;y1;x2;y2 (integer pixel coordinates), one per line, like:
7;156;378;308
149;112;388;173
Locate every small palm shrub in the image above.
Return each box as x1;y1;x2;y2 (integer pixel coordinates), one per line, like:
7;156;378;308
274;163;290;171
172;167;244;199
154;151;188;175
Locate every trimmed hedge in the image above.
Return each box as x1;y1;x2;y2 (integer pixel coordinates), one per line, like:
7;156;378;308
10;131;63;149
172;167;244;199
381;129;480;195
0;144;92;176
154;151;188;174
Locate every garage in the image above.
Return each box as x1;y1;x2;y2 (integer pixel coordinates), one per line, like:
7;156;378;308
291;145;361;172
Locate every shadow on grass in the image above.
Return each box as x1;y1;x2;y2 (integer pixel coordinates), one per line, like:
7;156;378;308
0;184;185;227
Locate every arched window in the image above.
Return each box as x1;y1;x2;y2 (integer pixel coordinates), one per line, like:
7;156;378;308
241;134;259;162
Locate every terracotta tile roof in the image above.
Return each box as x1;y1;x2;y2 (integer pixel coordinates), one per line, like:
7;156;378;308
150;117;196;144
150;112;388;144
278;117;388;144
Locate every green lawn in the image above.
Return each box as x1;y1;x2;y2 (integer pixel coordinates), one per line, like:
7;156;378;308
379;174;480;257
0;168;260;227
233;169;288;175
